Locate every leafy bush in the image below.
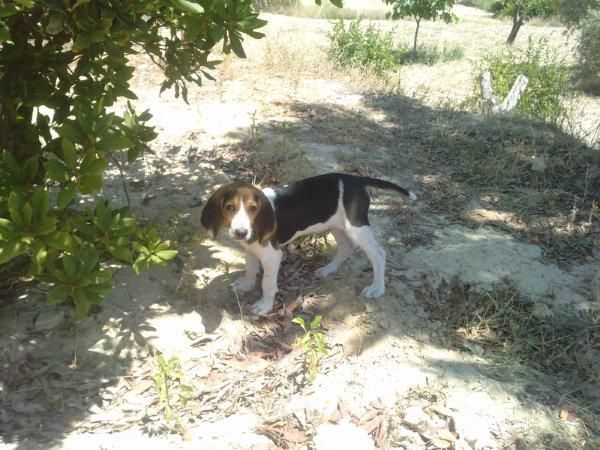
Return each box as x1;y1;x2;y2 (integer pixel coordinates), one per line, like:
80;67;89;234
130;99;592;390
457;0;499;11
556;0;600;26
472;37;574;123
327;20;463;73
577;8;600;94
0;0;269;315
327;20;400;75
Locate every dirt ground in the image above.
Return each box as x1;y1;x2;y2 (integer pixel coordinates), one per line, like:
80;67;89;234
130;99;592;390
1;4;599;450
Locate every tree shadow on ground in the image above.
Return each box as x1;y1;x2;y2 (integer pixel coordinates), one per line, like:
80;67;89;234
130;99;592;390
282;93;598;264
1;89;597;448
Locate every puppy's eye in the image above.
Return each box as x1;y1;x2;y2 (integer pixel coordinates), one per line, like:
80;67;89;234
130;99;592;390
226;204;235;212
248;205;257;213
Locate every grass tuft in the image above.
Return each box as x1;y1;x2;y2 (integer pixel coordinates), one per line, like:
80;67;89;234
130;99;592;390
422;280;600;436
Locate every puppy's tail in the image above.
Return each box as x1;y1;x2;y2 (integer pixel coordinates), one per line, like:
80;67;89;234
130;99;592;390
361;177;417;201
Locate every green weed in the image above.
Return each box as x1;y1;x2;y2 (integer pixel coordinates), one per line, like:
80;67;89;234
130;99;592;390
293;315;328;381
152;354;194;429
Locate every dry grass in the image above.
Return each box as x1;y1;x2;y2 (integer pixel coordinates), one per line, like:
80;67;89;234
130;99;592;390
420;279;600;441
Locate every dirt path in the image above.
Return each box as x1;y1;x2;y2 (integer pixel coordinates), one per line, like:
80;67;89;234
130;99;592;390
1;7;598;450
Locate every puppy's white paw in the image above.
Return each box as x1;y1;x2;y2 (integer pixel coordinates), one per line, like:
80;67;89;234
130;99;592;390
233;277;256;293
316;264;338;278
250;298;274;316
361;283;385;298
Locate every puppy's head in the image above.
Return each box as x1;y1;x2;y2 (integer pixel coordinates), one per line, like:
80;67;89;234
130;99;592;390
200;181;276;245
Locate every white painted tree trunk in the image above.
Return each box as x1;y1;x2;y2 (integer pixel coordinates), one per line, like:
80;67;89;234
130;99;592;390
480;71;529;114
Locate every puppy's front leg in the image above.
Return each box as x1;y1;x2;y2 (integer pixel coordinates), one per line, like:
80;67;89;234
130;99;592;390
250;246;282;316
233;251;259;293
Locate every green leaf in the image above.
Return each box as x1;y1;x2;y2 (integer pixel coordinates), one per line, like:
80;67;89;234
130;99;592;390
310;315;323;330
57;184;76;209
34;245;47;267
8;192;23;227
45;159;69;182
23;156;39;181
229;34;246;59
30;189;49;222
79;152;108;175
32;217;56;236
58;123;83;143
133;242;149;255
72;288;91;316
43;231;71;250
73;32;92;51
2;150;19;175
0;218;18;240
14;0;34;8
108;245;132;263
156;249;177;261
61;138;77;168
173;0;205;14
96;134;134;151
0;239;26;264
0;7;19;19
62;254;77;278
22;203;33;227
79;247;100;275
94;201;111;233
132;254;146;274
78;174;103;193
47;286;70;305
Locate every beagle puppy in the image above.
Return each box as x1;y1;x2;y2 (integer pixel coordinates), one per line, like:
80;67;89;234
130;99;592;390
201;173;416;315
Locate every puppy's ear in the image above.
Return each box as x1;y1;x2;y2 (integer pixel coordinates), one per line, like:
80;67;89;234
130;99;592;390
200;185;228;239
254;191;276;245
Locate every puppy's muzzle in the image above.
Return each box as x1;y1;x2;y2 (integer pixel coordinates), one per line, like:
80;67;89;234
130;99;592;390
231;228;249;240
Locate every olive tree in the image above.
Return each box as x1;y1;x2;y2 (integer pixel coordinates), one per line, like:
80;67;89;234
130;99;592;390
0;0;339;314
501;0;554;45
383;0;457;53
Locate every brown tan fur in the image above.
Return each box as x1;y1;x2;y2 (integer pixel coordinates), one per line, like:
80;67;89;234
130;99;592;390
200;181;275;245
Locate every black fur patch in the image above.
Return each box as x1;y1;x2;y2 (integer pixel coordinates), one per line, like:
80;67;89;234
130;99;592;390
269;173;411;245
270;174;341;244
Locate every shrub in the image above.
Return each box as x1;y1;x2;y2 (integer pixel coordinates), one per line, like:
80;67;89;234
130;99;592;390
556;0;600;26
327;20;463;73
327;20;400;75
472;37;574;123
458;0;504;13
577;8;600;94
0;0;270;315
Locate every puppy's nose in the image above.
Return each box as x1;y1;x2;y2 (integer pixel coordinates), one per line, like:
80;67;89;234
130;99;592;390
233;228;248;238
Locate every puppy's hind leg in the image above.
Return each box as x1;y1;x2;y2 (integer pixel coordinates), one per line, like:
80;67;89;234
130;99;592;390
316;229;355;278
344;224;386;298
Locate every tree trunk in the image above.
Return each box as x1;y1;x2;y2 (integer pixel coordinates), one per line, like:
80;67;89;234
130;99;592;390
506;10;523;45
413;18;420;53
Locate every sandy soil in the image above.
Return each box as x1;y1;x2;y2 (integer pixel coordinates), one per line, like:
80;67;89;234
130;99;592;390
1;5;598;450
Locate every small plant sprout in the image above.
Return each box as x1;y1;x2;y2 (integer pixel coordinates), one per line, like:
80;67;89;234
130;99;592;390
152;354;194;431
293;315;329;381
